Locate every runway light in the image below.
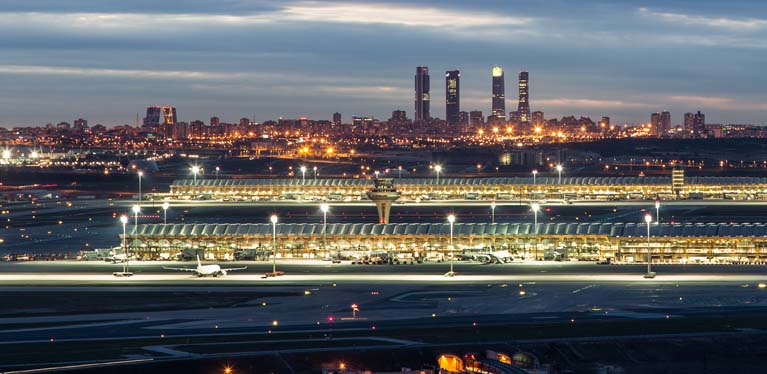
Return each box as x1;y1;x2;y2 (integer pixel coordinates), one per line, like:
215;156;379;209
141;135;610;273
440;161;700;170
519;290;526;296
431;313;437;318
261;302;267;307
272;320;279;326
759;283;767;289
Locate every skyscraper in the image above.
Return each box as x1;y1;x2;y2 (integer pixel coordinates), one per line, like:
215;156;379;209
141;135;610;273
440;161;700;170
414;66;430;121
491;66;505;121
143;105;177;138
650;112;661;136
693;111;706;137
660;111;671;136
684;112;695;132
445;70;460;124
517;71;530;123
332;112;342;126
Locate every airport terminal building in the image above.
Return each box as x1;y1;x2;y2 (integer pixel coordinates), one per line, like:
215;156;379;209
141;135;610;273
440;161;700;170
125;222;767;264
166;176;767;202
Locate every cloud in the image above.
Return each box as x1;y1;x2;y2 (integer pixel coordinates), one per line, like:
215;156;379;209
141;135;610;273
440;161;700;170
0;64;252;80
638;7;767;30
668;95;767;111
535;98;653;109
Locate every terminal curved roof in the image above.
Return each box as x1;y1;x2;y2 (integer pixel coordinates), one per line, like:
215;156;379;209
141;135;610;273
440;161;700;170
171;176;767;187
131;222;767;238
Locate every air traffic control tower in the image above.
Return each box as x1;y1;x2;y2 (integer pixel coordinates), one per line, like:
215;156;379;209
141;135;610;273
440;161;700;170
367;178;401;224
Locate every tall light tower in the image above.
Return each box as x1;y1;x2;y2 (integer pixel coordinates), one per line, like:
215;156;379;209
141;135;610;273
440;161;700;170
120;215;128;273
313;166;318;180
215;166;220;180
434;165;442;183
132;205;141;229
137;171;143;203
398;165;403;179
655;200;661;223
162;202;170;224
531;202;540;260
556;164;563;185
320;203;329;253
271;214;279;275
490;201;496;224
300;166;307;184
532;169;538;186
191;165;200;183
644;213;656;278
446;214;456;277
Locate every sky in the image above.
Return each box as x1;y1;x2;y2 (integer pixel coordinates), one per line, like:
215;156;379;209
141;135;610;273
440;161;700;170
0;0;765;126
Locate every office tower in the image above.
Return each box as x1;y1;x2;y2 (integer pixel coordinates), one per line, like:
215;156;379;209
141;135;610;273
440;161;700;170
143;106;176;138
210;117;220;127
445;70;460;124
173;121;189;140
509;111;520;124
414;66;430;121
332;112;342;126
693;111;706;137
599;117;610;128
239;118;250;127
491;66;505;121
532;111;544;126
650;112;661;136
684;112;695;132
390;110;408;122
660;111;671;136
470;111;484;127
517;71;530;123
73;118;88;131
457;111;469;125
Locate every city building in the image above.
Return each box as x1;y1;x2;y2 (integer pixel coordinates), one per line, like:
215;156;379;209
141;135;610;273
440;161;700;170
445;70;460;125
470;111;484;127
390;110;408;123
660;111;671;136
414;66;430;121
684;112;695;133
517;71;530;124
693;111;706;137
491;65;505;121
332;112;342;126
143;106;177;138
650;112;661;136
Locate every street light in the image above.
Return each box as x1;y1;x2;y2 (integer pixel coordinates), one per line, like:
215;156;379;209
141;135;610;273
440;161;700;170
532;169;538;186
531;202;540;260
137;171;143;203
120;215;128;274
162;202;170;224
271;214;279;275
655;200;661;223
300;166;307;184
215;166;220;180
556;164;563;184
434;165;442;183
313;166;318;180
132;204;140;228
191;165;200;183
446;214;456;277
644;213;656;278
490;201;496;224
398;165;403;178
320;204;329;253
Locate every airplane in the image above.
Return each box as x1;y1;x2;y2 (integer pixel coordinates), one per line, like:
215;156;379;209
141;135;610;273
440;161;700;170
163;256;247;277
100;253;130;263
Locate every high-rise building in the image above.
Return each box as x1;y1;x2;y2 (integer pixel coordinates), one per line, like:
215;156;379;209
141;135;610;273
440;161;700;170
457;111;469;125
517;71;530;123
470;111;484;127
390;110;408;122
650;112;661;136
532;111;544;127
210;117;220;127
693;111;706;137
414;66;430;121
684;112;695;132
73;118;88;131
332;112;342;126
445;70;460;124
143;106;177;138
599;117;610;128
173;121;189;140
491;66;505;121
660;111;671;136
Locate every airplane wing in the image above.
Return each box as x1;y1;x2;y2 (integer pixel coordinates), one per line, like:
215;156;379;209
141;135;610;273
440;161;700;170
162;266;198;272
222;266;247;272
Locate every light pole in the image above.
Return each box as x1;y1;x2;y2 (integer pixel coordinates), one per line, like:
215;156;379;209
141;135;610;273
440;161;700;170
137;171;143;203
320;203;329;253
191;165;200;183
556;164;563;184
120;215;128;274
300;166;307;184
215;166;220;180
655;200;660;223
531;202;540;260
132;204;140;229
313;166;317;180
644;213;656;278
434;165;442;183
490;201;496;224
162;202;170;224
532;169;538;186
446;214;456;277
398;165;402;178
271;214;278;274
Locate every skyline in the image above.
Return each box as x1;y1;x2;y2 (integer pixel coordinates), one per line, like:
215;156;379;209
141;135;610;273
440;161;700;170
0;0;766;125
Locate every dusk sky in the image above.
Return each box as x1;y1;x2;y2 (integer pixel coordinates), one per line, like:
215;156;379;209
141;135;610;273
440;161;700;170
0;0;765;126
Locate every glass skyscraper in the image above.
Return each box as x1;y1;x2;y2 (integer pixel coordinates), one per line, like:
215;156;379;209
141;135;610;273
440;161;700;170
415;66;430;121
445;70;460;124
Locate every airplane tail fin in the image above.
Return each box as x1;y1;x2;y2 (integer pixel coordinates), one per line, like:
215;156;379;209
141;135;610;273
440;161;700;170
197;255;202;267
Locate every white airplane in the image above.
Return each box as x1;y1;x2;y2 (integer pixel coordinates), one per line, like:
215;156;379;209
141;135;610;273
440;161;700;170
163;256;247;277
100;253;130;263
